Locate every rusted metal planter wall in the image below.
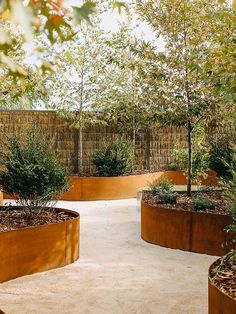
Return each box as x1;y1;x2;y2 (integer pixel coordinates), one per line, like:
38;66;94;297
208;260;236;314
53;170;218;201
3;170;218;201
0;191;3;206
141;201;234;256
0;208;80;283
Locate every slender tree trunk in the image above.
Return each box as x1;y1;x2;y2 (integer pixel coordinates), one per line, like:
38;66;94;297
73;128;79;174
132;117;136;172
78;126;83;175
187;125;193;196
145;128;151;171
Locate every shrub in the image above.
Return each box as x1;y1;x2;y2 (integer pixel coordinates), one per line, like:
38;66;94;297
168;163;180;171
92;138;134;177
149;178;178;204
0;124;69;209
209;141;235;179
192;196;216;211
149;178;173;196
158;190;178;204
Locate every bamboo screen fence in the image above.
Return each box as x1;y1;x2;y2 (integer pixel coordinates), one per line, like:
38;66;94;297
0;110;188;175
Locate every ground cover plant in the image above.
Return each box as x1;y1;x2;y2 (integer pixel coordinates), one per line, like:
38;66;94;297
0;124;71;231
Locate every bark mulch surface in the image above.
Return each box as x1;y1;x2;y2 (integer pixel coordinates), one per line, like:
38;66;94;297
210;252;236;299
142;190;229;215
0;207;74;232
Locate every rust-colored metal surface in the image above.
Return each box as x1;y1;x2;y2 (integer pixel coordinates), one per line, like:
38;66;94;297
3;170;218;201
0;208;80;283
191;212;234;256
141;202;191;250
0;191;3;206
208;261;236;314
53;170;219;201
141;201;235;256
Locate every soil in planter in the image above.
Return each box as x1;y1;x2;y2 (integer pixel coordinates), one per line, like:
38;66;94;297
0;207;75;232
142;190;229;215
210;252;236;299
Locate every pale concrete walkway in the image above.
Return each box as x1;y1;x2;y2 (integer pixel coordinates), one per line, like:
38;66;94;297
0;199;216;314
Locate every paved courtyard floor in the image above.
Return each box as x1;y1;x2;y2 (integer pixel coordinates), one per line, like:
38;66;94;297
0;199;216;314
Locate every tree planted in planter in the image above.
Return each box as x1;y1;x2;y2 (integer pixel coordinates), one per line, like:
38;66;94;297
0;124;69;210
138;0;232;196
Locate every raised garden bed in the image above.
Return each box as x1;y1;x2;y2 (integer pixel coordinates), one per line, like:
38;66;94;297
141;190;235;256
3;170;217;201
0;207;80;283
0;191;2;206
208;256;236;314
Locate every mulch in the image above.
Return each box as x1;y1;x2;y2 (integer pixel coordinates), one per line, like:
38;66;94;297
142;190;229;215
210;252;236;299
0;207;74;232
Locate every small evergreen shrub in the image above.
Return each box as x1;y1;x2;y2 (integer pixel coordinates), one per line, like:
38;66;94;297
209;141;235;179
149;178;178;204
192;196;216;211
149;178;172;196
168;163;180;171
158;190;178;204
0;124;69;208
92;138;134;177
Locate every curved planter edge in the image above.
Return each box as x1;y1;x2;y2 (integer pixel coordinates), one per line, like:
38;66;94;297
208;259;236;314
0;207;80;283
0;191;2;206
141;200;234;256
3;170;218;201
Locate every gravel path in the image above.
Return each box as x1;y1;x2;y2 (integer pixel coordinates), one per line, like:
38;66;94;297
0;199;216;314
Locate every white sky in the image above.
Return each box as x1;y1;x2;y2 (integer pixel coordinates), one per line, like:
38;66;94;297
67;0;165;51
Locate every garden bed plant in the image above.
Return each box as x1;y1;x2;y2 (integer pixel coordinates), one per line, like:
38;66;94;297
0;124;73;230
0;124;80;283
142;179;227;215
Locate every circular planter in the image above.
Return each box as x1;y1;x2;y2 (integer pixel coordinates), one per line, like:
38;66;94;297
208;258;236;314
141;200;235;256
0;207;80;283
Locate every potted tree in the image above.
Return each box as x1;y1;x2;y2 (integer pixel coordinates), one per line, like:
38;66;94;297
0;124;80;283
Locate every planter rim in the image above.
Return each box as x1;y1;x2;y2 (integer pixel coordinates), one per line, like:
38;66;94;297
71;172;161;179
141;199;230;218
0;206;79;235
209;257;236;302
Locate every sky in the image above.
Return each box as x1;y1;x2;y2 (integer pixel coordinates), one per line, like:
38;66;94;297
67;0;165;51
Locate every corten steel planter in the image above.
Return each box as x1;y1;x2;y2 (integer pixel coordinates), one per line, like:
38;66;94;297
141;201;235;256
3;170;218;201
0;191;3;206
0;207;80;283
208;259;236;314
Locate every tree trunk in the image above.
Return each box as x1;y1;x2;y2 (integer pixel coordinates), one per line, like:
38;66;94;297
145;129;151;171
187;126;193;197
73;128;79;174
132;117;136;172
78;126;83;175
